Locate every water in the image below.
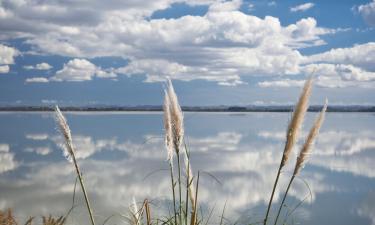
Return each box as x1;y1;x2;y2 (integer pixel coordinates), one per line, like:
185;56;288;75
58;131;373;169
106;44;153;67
0;112;374;225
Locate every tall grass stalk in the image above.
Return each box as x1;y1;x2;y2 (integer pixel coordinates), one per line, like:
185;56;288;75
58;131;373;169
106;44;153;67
164;79;184;225
190;171;200;225
54;106;96;225
177;152;183;225
184;146;195;209
184;144;196;225
163;90;178;225
264;77;313;225
274;100;327;225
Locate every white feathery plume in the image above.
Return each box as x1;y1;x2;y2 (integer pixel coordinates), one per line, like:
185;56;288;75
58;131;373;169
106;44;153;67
167;78;184;153
281;77;313;168
294;99;328;175
163;90;174;165
132;197;140;225
55;105;74;162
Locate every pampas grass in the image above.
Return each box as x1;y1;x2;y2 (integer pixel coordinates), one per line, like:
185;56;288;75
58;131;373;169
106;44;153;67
273;99;328;225
264;77;313;225
164;79;186;225
163;79;200;225
54;106;96;225
293;99;328;176
164;88;178;225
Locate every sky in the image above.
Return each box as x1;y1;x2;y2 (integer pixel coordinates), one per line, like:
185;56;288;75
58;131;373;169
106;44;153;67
0;0;374;106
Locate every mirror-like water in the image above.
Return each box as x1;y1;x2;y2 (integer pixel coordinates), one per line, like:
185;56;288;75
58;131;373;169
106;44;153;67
0;112;374;225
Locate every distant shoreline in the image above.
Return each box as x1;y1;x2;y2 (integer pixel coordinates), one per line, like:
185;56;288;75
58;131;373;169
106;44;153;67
1;105;374;112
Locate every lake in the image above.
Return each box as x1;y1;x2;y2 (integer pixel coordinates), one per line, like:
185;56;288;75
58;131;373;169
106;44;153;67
0;112;374;225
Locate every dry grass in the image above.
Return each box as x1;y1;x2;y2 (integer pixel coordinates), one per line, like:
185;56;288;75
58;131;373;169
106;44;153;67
281;76;313;168
0;209;64;225
0;209;18;225
294;99;328;176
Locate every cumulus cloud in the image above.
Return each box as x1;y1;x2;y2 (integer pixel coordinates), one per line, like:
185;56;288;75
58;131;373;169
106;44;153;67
0;0;341;85
0;144;9;152
0;0;371;88
290;3;315;12
26;133;49;140
304;42;375;71
0;65;9;73
258;79;305;87
0;44;18;65
50;58;116;82
26;59;116;82
23;62;52;70
357;0;375;27
24;147;51;155
257;42;375;88
25;77;49;83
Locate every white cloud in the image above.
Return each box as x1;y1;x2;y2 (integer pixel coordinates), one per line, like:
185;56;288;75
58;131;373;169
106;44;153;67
0;44;18;65
24;147;51;155
357;0;375;27
0;0;340;85
52;58;96;81
208;0;242;12
258;42;375;88
258;79;305;87
0;144;9;152
0;0;371;88
26;133;49;140
0;65;9;73
290;3;315;12
24;62;52;70
25;77;49;83
41;99;57;104
304;42;375;71
49;58;116;82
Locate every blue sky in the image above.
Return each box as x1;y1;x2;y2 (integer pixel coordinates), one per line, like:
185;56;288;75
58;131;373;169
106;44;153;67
0;0;374;106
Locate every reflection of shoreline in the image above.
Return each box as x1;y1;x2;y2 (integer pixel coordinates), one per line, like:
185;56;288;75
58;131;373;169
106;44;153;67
0;105;375;112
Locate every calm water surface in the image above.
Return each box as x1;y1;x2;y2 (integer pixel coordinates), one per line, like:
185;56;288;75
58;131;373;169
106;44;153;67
0;112;374;225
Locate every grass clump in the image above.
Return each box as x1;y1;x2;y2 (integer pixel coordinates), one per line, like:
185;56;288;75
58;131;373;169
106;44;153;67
0;209;65;225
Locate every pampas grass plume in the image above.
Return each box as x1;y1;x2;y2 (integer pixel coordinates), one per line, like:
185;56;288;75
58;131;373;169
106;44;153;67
294;99;328;175
163;90;174;164
167;78;184;153
281;77;313;168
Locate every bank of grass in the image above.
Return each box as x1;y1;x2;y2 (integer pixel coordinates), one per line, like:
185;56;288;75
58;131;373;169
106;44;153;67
1;78;327;225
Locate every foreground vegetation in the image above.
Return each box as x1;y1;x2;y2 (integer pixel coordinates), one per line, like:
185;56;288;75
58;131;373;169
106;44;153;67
1;78;327;225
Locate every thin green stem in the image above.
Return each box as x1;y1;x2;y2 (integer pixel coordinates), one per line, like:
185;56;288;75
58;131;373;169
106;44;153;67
185;152;190;225
274;175;295;225
177;151;182;225
71;154;96;225
169;163;178;225
264;163;283;225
